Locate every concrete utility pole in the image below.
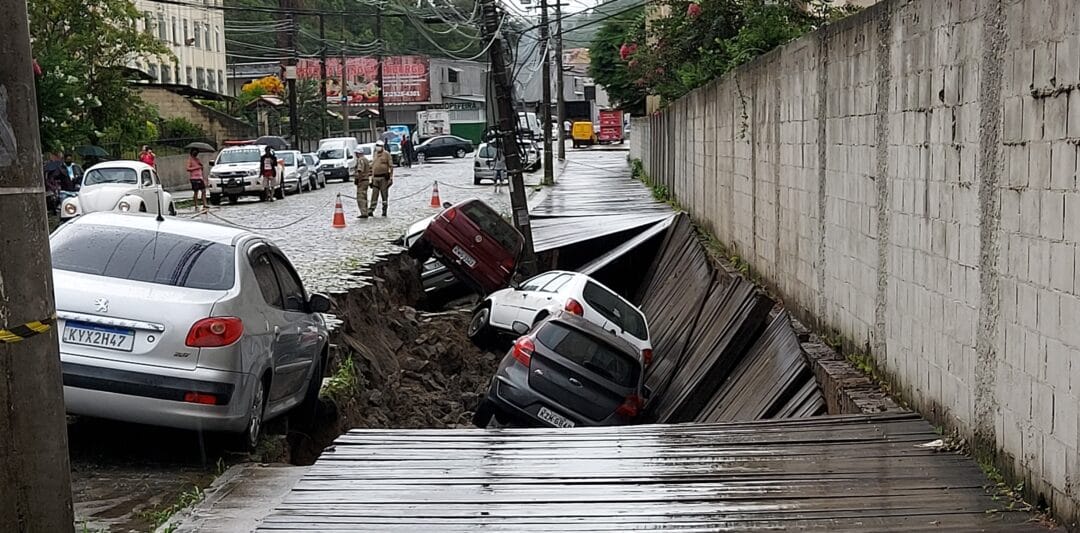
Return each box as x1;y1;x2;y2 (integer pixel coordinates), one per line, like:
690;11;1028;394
539;0;554;185
341;46;349;136
481;0;537;275
319;14;328;139
286;11;300;147
554;0;566;161
0;0;76;530
375;4;386;129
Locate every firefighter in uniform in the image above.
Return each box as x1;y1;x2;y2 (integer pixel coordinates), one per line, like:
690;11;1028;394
369;140;394;217
354;146;373;218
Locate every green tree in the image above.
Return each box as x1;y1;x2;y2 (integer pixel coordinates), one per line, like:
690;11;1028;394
293;79;326;143
29;0;172;153
589;8;646;115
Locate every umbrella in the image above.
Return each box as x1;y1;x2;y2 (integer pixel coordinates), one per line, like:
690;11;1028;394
184;141;216;153
75;145;109;158
253;136;290;150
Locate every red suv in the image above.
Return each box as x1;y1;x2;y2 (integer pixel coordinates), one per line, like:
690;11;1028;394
409;199;524;295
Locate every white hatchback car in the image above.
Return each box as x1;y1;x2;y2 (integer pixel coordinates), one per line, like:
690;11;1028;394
61;161;175;220
52;212;331;448
469;270;654;365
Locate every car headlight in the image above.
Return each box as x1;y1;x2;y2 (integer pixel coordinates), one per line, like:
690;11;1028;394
245;170;259;177
118;201;131;212
63;203;77;215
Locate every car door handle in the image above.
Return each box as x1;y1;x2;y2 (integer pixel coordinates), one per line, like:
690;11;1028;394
568;377;583;387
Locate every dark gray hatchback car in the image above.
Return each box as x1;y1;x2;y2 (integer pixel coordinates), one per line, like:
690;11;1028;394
473;311;646;429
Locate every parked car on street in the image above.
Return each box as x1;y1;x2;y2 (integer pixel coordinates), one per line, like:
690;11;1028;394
301;153;327;190
317;138;359;182
60;161;176;220
473;311;647;428
208;145;284;204
278;150;307;195
52;212;331;449
473;141;540;184
356;143;375;162
571;121;597;148
415;135;474;163
468;270;653;365
408;198;523;295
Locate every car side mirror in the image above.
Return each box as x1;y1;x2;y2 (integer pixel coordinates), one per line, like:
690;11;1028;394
511;321;530;335
308;293;332;313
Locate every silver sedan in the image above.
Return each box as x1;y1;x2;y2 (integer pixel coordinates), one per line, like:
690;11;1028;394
51;212;331;448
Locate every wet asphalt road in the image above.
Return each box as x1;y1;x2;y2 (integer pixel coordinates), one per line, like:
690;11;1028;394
69;154;538;532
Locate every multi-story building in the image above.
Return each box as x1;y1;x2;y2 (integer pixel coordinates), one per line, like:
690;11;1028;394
132;0;227;94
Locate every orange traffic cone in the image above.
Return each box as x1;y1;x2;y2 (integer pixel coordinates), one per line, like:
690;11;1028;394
429;181;442;208
331;193;347;228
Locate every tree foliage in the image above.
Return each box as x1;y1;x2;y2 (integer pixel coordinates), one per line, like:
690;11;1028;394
29;0;172;152
592;0;853;105
588;8;646;115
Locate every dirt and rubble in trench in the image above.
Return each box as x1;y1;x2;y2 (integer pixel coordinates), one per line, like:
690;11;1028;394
70;252;500;531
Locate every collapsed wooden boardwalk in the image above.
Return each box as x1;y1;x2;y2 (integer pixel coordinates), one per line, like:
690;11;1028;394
258;413;1049;532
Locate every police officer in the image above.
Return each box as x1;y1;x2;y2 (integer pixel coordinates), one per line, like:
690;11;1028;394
354;146;373;218
369;140;393;217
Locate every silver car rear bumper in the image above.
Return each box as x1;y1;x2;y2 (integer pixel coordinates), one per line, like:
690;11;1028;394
61;355;255;433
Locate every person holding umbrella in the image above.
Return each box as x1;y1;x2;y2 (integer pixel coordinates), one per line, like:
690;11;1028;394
187;148;208;211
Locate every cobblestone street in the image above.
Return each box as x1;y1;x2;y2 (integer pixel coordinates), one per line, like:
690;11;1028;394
181;155;540;293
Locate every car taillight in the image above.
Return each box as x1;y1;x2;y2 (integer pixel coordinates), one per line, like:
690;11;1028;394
642;348;654;366
615;394;644;418
442;207;457;221
186;317;243;348
499;257;515;273
512;336;534;366
183;392;219;405
564;298;584;316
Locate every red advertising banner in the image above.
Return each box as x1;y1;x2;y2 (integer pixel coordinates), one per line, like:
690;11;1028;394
296;56;430;104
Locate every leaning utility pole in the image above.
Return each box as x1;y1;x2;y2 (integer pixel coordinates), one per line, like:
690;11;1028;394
319;14;328;139
539;0;554;185
0;0;76;530
554;0;566;161
481;0;537;274
375;3;387;129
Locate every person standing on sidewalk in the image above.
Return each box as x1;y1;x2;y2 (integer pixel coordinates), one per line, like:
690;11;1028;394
354;146;372;218
187;148;208;211
369;140;393;217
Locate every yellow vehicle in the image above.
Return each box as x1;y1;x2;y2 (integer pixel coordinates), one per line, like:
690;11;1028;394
571;121;596;148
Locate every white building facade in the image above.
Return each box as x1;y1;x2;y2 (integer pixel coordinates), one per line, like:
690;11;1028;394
133;0;227;94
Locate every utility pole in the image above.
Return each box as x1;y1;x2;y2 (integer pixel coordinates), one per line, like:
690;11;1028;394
375;4;386;130
481;0;537;275
539;0;554;185
554;0;566;161
341;46;349;136
0;0;75;530
319;14;328;139
286;11;299;147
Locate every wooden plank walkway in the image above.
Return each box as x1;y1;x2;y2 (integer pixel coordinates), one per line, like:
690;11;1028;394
257;414;1051;531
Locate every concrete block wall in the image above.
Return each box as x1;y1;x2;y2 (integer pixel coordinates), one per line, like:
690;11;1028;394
630;0;1080;525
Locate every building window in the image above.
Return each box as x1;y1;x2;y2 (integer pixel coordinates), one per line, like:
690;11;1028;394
218;69;224;93
143;12;152;34
162;66;171;84
193;22;200;48
196;67;205;89
215;27;221;52
174;64;181;84
183;19;189;44
186;66;193;85
172;16;178;45
148;63;158;82
447;68;459;83
207;70;215;92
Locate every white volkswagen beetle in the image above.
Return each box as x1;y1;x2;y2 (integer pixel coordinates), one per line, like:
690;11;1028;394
61;160;176;220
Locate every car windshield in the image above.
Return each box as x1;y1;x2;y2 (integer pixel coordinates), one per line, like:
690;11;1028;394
390;143;401;152
583;281;648;340
319;148;344;159
536;323;639;387
281;153;297;166
459;201;521;251
82;168;138;186
217;150;261;164
51;224;235;290
478;144;496;158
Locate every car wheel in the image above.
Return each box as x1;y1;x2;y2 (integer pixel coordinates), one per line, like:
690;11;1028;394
455;148;466;158
168;202;176;216
210;194;222;206
236;377;267;451
472;399;494;428
417;152;426;164
275;185;285;200
467;304;494;346
228;194;240;205
292;354;324;430
474;176;482;185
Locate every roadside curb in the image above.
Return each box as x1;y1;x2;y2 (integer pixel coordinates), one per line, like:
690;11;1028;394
158;463;307;533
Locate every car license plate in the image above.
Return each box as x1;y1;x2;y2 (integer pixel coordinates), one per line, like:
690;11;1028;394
452;245;477;268
537;406;575;428
62;321;135;352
